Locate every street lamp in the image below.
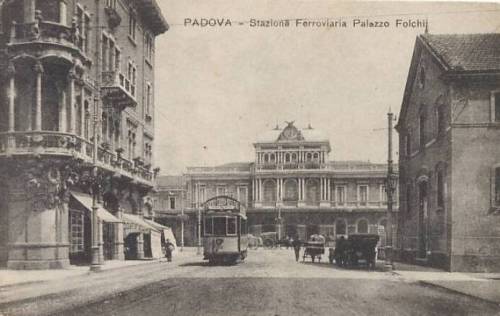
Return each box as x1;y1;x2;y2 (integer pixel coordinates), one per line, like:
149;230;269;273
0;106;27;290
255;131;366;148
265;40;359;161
90;96;102;272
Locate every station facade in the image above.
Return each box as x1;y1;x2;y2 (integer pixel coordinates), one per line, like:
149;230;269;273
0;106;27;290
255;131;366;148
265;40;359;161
154;122;398;247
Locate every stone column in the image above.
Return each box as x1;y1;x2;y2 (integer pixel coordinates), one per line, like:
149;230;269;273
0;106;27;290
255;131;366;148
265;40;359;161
23;0;35;23
298;178;306;207
59;0;67;25
59;87;67;132
34;61;43;131
114;208;125;260
68;68;76;134
7;62;15;132
80;89;85;137
98;219;104;264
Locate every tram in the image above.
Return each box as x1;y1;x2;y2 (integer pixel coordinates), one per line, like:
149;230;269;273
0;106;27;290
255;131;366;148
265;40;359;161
202;196;248;264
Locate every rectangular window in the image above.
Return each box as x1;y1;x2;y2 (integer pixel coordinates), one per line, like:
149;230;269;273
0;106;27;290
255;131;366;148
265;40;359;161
437;106;445;136
204;218;213;236
419;114;425;148
128;12;136;41
380;185;387;203
70;211;84;253
358;185;368;206
406;184;411;213
238;187;247;205
102;34;108;71
213;217;226;236
495;168;500;206
146;83;152;115
227;217;237;236
106;0;117;8
199;187;206;204
217;187;226;196
437;171;444;207
405;133;411;156
169;197;176;210
336;186;345;206
495;93;500;122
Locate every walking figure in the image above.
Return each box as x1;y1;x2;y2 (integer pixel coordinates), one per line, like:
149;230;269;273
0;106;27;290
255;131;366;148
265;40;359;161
164;239;175;262
292;237;301;262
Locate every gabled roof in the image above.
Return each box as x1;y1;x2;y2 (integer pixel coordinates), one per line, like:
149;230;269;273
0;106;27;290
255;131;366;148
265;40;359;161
255;122;329;144
421;33;500;72
397;33;500;130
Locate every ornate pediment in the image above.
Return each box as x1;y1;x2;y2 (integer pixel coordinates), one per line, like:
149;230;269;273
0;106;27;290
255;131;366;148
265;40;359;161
278;121;304;141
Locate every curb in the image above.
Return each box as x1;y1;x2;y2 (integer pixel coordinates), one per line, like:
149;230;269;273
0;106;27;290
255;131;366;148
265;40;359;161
0;259;160;290
417;280;500;307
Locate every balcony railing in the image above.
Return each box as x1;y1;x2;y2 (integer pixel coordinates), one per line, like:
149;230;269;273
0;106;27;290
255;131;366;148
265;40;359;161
9;21;88;59
0;131;153;184
101;71;137;110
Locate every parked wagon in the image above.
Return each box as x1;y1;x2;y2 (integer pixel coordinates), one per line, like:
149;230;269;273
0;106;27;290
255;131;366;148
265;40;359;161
302;234;325;263
332;234;379;269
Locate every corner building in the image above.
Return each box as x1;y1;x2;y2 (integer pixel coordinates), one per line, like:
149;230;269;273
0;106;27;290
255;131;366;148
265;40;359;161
0;0;168;269
396;33;500;272
155;123;399;247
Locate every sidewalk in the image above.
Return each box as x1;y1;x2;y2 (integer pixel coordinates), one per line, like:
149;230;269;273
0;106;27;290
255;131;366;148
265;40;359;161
392;261;500;306
0;248;198;288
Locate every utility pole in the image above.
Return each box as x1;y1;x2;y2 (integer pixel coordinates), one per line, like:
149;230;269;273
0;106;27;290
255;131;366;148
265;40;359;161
385;111;395;270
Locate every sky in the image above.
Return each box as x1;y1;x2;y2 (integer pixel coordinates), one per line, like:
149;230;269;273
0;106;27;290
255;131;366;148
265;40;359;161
153;0;500;175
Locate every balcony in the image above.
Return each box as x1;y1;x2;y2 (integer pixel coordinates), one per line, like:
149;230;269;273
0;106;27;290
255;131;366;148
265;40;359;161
8;21;90;64
0;131;153;185
101;71;137;110
105;6;122;29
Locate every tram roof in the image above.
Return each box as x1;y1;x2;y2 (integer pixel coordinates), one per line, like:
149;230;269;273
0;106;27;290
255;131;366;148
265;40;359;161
204;210;247;219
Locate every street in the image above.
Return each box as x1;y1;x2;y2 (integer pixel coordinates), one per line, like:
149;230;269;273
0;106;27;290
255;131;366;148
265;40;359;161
1;249;499;316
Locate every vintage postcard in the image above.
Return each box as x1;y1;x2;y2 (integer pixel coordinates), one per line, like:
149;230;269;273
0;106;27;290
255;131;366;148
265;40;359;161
0;0;499;315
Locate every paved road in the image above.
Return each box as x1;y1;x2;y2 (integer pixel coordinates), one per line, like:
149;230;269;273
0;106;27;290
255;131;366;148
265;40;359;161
1;250;499;316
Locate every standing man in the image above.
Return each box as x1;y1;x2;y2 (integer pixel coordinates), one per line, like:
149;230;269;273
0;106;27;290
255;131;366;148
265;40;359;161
292;236;302;262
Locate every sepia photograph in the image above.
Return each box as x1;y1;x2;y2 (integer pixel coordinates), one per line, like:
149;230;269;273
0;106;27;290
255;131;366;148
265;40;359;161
0;0;500;315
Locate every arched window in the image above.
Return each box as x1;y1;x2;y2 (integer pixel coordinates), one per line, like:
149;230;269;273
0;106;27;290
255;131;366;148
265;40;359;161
419;67;426;89
437;169;444;208
285;153;290;163
357;219;368;233
270;153;275;162
306;153;312;162
292;153;297;162
335;219;346;236
264;153;269;163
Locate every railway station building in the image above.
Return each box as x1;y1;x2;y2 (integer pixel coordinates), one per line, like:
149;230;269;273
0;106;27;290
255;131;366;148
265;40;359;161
396;33;500;272
154;122;399;248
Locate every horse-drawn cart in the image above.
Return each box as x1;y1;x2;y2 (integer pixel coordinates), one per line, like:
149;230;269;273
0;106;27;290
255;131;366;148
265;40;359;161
332;234;379;269
302;234;325;262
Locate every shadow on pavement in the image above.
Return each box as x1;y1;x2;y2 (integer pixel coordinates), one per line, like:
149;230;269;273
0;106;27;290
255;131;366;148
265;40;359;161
300;260;387;272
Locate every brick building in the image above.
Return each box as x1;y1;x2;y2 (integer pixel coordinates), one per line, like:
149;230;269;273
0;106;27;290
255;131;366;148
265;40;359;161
396;33;500;272
154;122;398;247
0;0;168;269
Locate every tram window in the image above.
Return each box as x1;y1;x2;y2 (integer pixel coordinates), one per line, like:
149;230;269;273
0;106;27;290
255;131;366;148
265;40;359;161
227;217;237;235
204;218;213;235
213;217;226;236
241;219;248;234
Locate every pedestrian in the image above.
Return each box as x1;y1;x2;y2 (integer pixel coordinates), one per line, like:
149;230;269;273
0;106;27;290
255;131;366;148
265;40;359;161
292;236;301;262
164;238;175;262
